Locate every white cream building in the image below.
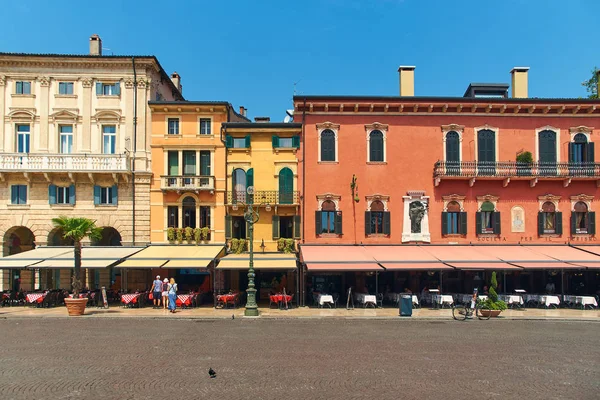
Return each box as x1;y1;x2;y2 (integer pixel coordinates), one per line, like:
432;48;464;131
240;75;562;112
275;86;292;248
0;35;183;291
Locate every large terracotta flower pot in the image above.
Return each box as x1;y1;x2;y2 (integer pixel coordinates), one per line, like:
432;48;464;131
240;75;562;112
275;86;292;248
479;309;502;318
64;298;88;316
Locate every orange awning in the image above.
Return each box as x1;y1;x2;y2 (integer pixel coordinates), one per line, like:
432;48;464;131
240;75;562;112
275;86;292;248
300;245;376;263
512;262;584;269
471;245;557;263
447;262;521;270
380;262;453;270
421;246;501;263
524;245;600;263
305;263;383;271
365;246;440;262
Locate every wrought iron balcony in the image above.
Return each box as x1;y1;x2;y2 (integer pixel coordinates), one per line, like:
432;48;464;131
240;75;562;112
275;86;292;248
161;175;215;191
0;153;129;172
227;190;299;205
434;161;600;186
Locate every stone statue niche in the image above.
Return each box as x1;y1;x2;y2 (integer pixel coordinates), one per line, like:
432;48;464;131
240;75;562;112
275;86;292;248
409;201;425;233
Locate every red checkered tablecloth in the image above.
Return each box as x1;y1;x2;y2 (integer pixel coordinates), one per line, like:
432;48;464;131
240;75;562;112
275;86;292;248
26;293;45;304
121;294;140;304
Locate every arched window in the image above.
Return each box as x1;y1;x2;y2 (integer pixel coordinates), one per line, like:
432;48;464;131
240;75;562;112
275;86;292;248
541;202;556;234
573;201;591;234
320;200;337;234
183;196;196;228
320;129;336;162
233;168;247;203
478;201;497;234
477;129;496;176
369;200;384;234
570;133;592;163
445;131;460;176
446;201;460;235
369;130;384;162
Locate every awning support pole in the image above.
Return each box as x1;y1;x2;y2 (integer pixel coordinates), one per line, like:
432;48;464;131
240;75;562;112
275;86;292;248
503;271;506;295
375;271;379;295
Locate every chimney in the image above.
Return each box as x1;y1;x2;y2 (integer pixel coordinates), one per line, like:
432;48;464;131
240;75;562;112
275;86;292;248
510;67;529;98
239;106;247;117
398;66;415;96
170;72;182;94
89;34;102;56
254;116;270;123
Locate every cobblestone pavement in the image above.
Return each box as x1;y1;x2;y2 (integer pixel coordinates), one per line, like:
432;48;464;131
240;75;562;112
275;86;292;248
0;319;598;400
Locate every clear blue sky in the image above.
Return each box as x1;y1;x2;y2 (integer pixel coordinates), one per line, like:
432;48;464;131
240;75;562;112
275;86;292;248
1;0;597;120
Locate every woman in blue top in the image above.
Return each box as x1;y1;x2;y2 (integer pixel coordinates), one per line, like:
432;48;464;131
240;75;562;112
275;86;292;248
168;277;178;313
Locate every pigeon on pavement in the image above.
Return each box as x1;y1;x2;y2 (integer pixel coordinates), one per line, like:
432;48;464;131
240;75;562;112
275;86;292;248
209;368;216;378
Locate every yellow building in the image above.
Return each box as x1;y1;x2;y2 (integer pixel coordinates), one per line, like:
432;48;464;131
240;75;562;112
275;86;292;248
126;102;248;291
218;120;302;299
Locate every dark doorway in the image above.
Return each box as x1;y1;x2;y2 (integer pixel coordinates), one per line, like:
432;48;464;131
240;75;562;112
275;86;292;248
232;216;246;239
477;129;496;175
280;216;293;238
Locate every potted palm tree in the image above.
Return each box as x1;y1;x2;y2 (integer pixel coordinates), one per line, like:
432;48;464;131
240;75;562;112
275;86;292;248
52;216;102;316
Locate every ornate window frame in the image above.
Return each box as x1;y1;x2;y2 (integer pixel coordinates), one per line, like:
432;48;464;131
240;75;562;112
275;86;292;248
441;124;464;163
365;122;388;163
474;124;499;162
476;194;499;211
570;194;594;212
535;125;561;162
316;121;339;163
316;193;341;211
538;194;561;212
442;194;466;211
365;194;390;211
569;126;594;142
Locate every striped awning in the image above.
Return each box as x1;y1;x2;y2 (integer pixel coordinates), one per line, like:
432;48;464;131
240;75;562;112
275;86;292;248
118;245;224;269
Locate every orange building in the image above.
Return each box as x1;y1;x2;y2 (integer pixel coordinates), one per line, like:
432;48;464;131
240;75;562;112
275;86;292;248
294;67;600;304
118;101;248;291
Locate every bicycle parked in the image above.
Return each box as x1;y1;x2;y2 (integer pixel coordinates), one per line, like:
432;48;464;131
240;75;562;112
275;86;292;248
452;288;491;321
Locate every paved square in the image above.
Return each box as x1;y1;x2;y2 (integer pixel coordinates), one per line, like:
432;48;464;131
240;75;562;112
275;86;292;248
0;318;598;399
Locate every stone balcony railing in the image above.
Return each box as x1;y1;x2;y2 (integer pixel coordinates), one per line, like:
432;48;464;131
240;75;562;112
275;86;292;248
0;153;129;172
227;190;299;205
160;175;215;191
434;161;600;187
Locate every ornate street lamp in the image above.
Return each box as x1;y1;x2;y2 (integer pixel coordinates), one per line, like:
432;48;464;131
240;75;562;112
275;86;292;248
237;187;269;317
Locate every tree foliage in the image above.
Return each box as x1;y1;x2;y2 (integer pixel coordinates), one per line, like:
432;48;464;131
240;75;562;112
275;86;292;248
582;67;599;99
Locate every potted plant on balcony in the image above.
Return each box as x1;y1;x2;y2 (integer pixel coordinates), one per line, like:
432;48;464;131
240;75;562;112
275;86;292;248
516;151;533;177
237;239;247;254
200;227;210;242
184;227;194;242
230;238;240;253
284;239;295;254
52;216;102;316
167;227;175;242
479;271;507;318
194;228;201;244
176;228;184;243
277;238;286;252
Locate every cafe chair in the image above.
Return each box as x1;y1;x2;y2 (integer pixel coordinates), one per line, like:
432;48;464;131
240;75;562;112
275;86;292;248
269;295;278;309
376;293;384;308
332;294;339;309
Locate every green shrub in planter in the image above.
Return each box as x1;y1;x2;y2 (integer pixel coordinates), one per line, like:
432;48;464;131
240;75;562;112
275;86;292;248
200;227;210;241
237;239;246;254
482;271;507;311
230;238;239;253
277;238;286;252
176;228;183;242
194;228;201;243
284;239;295;254
167;227;175;241
516;151;533;164
184;227;194;241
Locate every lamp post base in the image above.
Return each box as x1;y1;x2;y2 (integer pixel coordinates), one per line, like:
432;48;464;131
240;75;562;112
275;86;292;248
244;307;260;317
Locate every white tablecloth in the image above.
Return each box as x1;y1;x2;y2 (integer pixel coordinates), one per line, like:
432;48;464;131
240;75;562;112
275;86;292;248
356;293;377;305
435;295;454;305
576;296;598;307
505;295;524;305
318;294;334;306
460;294;488;304
540;295;560;307
412;295;419;305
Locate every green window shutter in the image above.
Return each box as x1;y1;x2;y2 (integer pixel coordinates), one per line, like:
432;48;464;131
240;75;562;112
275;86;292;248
10;186;18;204
272;135;279;148
383;211;391;235
246;168;254;189
292;135;300;148
183;151;196;175
225;135;233;148
571;213;577;235
587;143;595;163
96;82;102;95
200;151;211;175
493;212;501;235
93;185;101;205
111;185;118;205
48;184;57;205
568;143;575;163
441;212;448;235
69;184;76;205
113;82;120;95
588;212;596;235
476;212;482;234
555;212;563;235
272;215;280;239
537;212;544;236
334;212;343;235
315;211;322;235
459;212;467;235
293;215;301;239
168;151;179;176
245;135;251;148
225;215;232;239
364;211;372;235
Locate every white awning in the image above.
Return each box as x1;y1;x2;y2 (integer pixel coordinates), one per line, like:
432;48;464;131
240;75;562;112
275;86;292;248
0;247;72;269
34;247;144;269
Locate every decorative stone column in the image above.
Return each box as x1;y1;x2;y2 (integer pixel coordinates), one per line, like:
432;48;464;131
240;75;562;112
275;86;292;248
38;76;50;152
81;78;93;152
0;75;6;152
402;190;431;243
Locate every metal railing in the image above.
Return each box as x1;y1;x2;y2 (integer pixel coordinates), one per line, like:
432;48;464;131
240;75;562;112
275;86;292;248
227;190;299;205
434;161;600;178
161;175;215;190
0;153;129;172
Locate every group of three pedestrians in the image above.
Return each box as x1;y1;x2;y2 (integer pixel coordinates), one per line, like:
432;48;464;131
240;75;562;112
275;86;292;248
151;275;178;313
